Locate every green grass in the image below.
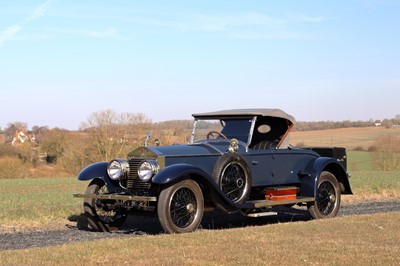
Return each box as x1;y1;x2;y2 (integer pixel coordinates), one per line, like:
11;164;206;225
347;151;377;171
348;170;400;197
0;177;86;227
344;151;400;200
1;212;399;265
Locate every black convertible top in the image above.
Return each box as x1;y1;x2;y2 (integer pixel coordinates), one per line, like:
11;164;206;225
192;108;295;125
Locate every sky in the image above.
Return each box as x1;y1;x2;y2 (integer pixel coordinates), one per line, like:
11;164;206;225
0;0;399;130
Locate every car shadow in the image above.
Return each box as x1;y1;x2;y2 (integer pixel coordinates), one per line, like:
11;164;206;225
201;207;312;231
68;206;312;235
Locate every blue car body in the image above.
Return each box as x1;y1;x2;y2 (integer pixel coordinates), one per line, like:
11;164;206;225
75;109;352;233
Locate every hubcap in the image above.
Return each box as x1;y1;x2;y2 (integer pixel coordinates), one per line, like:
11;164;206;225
329;194;336;202
186;203;195;214
236;178;244;188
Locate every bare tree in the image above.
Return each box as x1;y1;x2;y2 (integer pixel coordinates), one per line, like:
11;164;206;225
79;110;153;162
79;110;124;161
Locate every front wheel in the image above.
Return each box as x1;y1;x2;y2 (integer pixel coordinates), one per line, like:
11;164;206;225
308;171;341;219
157;179;204;234
83;179;127;232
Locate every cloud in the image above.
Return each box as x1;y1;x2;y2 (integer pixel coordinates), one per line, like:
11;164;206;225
0;24;22;46
119;10;324;33
0;0;52;47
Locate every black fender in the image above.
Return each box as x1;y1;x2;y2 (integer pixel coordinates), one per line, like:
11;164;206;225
77;162;120;192
152;163;251;213
300;157;352;198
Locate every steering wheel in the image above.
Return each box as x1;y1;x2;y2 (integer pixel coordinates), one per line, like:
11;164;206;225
206;131;228;140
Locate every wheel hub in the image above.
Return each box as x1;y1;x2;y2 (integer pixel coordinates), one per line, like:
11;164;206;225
186;203;195;213
329;194;336;202
236;178;244;188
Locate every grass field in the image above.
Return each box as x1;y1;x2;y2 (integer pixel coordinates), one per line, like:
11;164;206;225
1;212;399;265
291;126;400;150
348;151;377;171
0;178;85;229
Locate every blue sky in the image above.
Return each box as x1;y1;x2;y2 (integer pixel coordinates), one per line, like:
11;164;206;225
0;0;399;130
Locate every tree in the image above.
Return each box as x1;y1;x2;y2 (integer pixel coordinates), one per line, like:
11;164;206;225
40;129;66;163
79;110;153;161
381;119;393;128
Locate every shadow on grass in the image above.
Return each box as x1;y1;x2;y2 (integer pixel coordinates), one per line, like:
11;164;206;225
67;206;312;235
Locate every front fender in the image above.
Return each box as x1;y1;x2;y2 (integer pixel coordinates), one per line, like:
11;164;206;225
152;163;250;213
77;162;119;192
152;163;210;185
301;157;352;197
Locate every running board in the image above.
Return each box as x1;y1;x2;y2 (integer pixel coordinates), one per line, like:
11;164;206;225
246;196;315;208
73;193;157;202
247;212;278;218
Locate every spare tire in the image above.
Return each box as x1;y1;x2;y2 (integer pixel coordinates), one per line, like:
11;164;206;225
212;153;251;204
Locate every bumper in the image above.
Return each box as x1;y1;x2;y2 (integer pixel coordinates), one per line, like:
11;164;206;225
73;193;157;202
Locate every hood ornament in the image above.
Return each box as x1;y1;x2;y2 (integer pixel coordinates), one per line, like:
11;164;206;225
144;132;151;147
228;138;239;153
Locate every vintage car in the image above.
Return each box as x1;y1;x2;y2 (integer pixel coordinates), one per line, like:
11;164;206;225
74;109;352;233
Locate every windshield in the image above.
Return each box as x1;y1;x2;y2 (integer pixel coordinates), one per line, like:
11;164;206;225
191;118;253;143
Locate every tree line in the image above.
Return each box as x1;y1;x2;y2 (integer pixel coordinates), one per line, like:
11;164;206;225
1;110;400;178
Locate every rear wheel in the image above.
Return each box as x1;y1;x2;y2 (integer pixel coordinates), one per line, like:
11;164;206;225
83;179;127;232
157;179;204;234
308;171;341;219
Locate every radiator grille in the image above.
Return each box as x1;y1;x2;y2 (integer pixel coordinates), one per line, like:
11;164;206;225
122;158;151;190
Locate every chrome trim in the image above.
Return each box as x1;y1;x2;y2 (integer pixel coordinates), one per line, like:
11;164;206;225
107;158;129;180
73;193;157;202
246;116;257;152
138;159;159;181
190;119;198;144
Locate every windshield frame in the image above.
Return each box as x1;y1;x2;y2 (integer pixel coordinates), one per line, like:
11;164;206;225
190;116;257;151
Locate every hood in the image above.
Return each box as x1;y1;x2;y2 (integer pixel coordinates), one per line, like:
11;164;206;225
127;142;230;158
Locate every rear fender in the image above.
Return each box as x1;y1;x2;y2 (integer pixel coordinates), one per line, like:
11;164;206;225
77;162;119;192
300;157;352;197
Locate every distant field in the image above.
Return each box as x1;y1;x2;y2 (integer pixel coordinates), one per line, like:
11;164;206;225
290;126;400;150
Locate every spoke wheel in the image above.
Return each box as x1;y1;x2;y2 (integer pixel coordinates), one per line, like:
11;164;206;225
158;180;204;234
84;179;127;232
212;153;251;204
308;171;341;219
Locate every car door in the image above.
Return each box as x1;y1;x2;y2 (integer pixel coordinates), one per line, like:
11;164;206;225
244;150;277;187
271;148;317;185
